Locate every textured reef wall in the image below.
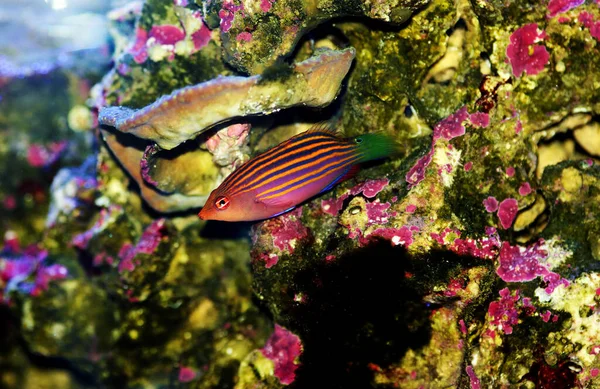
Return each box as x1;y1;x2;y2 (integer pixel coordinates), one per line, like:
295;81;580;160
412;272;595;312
2;0;600;388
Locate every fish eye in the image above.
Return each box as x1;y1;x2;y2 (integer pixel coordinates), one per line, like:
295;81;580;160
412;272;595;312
215;196;230;210
355;137;363;143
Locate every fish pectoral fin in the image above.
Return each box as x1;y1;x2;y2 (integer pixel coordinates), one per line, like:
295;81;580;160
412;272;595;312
255;196;294;209
319;165;360;195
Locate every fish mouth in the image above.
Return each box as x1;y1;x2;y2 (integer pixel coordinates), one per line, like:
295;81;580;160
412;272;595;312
197;210;206;220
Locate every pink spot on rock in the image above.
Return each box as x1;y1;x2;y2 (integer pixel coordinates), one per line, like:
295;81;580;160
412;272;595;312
27;141;68;168
519;182;532;196
366;201;392;225
3;195;16;210
505;166;515;177
260;0;274;12
191;19;212;50
130;28;148;64
541;310;552;322
260;253;279;269
178;366;197;383
140;145;159;187
464;161;473;172
269;208;309;254
219;1;243;32
548;0;584;17
469;112;490;128
466;366;481;389
71;206;121;249
261;324;302;385
149;25;186;45
592;368;600;377
236;31;252;42
483;196;499;213
506;23;550;77
0;242;67;303
459;319;467;334
515;119;523;134
496;240;569;293
367;226;414;247
497;198;518;229
579;12;600;40
118;219;168;273
351;178;389;198
488;288;520;335
406;150;433;188
405;204;417;213
434;107;469;141
321;194;349;216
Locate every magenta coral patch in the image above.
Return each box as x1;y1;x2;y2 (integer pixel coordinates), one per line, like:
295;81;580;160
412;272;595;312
464;161;473;172
260;0;273;12
579;12;600;40
548;0;584;17
192;20;212;50
506;23;550;77
351;178;389;198
519;182;532;196
27;141;68;168
236;31;252;42
466;366;481;389
406;150;433;188
271;208;309;253
497;198;518;229
496;240;569;293
118;219;168;273
0;241;67;302
434;107;469;141
368;226;415;247
130;28;148;64
219;1;243;32
483;196;499;213
469;112;490;128
178;366;197;383
261;324;302;385
488;288;520;335
149;25;186;45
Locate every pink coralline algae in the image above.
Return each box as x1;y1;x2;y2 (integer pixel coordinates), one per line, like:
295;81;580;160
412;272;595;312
464;161;473;172
547;0;585;17
496;240;569;293
431;228;500;260
259;208;308;255
72;206;122;249
487;288;520;335
259;253;279;269
178;366;197;383
506;23;550;77
483;196;499;213
367;226;415;247
466;365;481;389
406;107;470;188
219;1;244;33
261;0;274;12
0;240;67;303
321;178;389;216
149;25;186;45
497;198;518;229
118;219;168;273
191;19;212;50
27;141;68;168
519;182;532;196
130;28;149;64
260;324;303;385
579;12;600;40
351;178;389;198
468;112;490;128
505;167;515;177
236;31;252;42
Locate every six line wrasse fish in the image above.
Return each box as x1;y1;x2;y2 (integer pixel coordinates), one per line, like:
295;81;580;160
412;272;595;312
198;125;400;222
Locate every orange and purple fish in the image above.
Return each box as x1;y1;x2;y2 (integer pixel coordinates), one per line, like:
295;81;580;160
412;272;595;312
198;126;399;222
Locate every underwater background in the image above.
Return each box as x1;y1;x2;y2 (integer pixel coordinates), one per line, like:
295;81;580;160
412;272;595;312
2;0;600;388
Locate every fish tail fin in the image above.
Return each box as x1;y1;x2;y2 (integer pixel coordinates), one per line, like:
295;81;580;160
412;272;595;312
353;132;401;163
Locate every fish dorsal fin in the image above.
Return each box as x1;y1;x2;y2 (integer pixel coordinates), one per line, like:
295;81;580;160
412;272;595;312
306;121;338;136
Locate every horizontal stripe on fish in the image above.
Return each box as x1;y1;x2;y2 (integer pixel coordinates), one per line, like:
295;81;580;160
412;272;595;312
228;143;356;197
257;152;363;200
219;132;337;193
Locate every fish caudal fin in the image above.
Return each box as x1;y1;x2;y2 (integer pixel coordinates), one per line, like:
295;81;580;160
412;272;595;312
354;133;401;163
